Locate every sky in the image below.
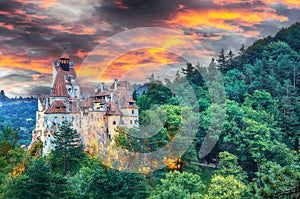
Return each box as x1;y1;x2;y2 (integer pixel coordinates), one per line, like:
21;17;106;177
1;0;300;97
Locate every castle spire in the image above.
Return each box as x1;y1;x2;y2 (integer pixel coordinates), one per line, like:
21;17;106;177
60;47;70;59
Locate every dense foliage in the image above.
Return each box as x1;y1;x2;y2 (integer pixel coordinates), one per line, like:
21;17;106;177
0;23;300;198
0;93;37;146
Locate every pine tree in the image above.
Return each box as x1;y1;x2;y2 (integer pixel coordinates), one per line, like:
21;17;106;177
226;50;235;71
50;121;85;174
216;48;228;74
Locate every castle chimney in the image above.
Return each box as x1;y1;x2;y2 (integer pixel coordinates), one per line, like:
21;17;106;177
45;96;49;110
101;82;105;93
114;79;118;91
110;91;114;101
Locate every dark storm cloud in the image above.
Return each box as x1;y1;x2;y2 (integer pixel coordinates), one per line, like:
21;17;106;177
1;0;300;96
27;85;50;96
0;0;22;12
0;0;100;66
273;4;300;25
250;4;300;37
98;0;184;28
0;74;33;82
202;34;257;57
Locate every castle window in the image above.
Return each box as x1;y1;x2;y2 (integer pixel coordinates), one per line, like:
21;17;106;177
130;120;133;124
113;121;116;125
132;110;134;114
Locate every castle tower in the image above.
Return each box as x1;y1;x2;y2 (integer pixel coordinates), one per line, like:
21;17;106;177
60;49;70;71
30;50;139;157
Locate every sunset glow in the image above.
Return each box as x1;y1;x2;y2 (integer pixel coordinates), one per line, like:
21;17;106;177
0;0;300;96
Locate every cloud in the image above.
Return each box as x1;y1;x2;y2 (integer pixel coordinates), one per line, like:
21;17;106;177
0;68;51;97
1;0;300;96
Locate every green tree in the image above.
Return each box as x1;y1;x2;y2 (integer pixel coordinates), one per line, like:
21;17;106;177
224;69;246;103
79;161;148;199
216;48;228;73
49;121;86;174
215;151;247;181
250;165;300;198
207;175;248;199
0;158;69;199
148;171;205;199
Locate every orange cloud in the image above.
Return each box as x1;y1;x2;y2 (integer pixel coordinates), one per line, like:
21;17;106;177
0;22;14;30
0;55;52;74
87;49;182;82
168;9;287;31
263;0;300;8
213;0;300;8
213;0;255;5
114;1;130;9
15;0;59;8
48;25;97;35
39;0;59;8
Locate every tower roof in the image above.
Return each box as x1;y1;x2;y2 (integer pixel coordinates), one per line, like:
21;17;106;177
52;67;70;97
60;48;70;59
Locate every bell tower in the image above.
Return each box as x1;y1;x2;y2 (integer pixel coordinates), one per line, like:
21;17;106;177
60;48;70;71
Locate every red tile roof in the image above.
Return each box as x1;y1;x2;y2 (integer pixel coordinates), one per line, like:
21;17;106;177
110;80;133;91
107;101;121;115
45;100;67;114
52;67;70;97
115;87;138;109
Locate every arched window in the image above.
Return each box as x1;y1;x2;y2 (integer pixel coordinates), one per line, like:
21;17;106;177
132;110;134;114
113;121;116;125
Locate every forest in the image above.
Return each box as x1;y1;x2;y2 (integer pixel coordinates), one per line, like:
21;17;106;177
0;93;37;146
0;23;299;198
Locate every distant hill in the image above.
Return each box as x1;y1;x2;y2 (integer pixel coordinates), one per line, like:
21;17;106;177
0;90;8;102
0;94;37;146
243;22;300;64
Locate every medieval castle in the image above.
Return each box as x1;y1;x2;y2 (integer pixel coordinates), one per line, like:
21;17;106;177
30;51;139;156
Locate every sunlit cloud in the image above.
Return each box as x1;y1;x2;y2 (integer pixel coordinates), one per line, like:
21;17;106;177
114;1;130;10
0;22;14;30
167;9;287;31
100;49;183;81
263;0;300;8
0;55;52;74
0;0;300;96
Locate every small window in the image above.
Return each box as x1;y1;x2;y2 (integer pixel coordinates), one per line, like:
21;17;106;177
130;120;133;124
113;121;116;125
132;110;134;114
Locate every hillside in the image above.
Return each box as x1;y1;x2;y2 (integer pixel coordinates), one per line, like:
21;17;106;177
0;95;37;146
